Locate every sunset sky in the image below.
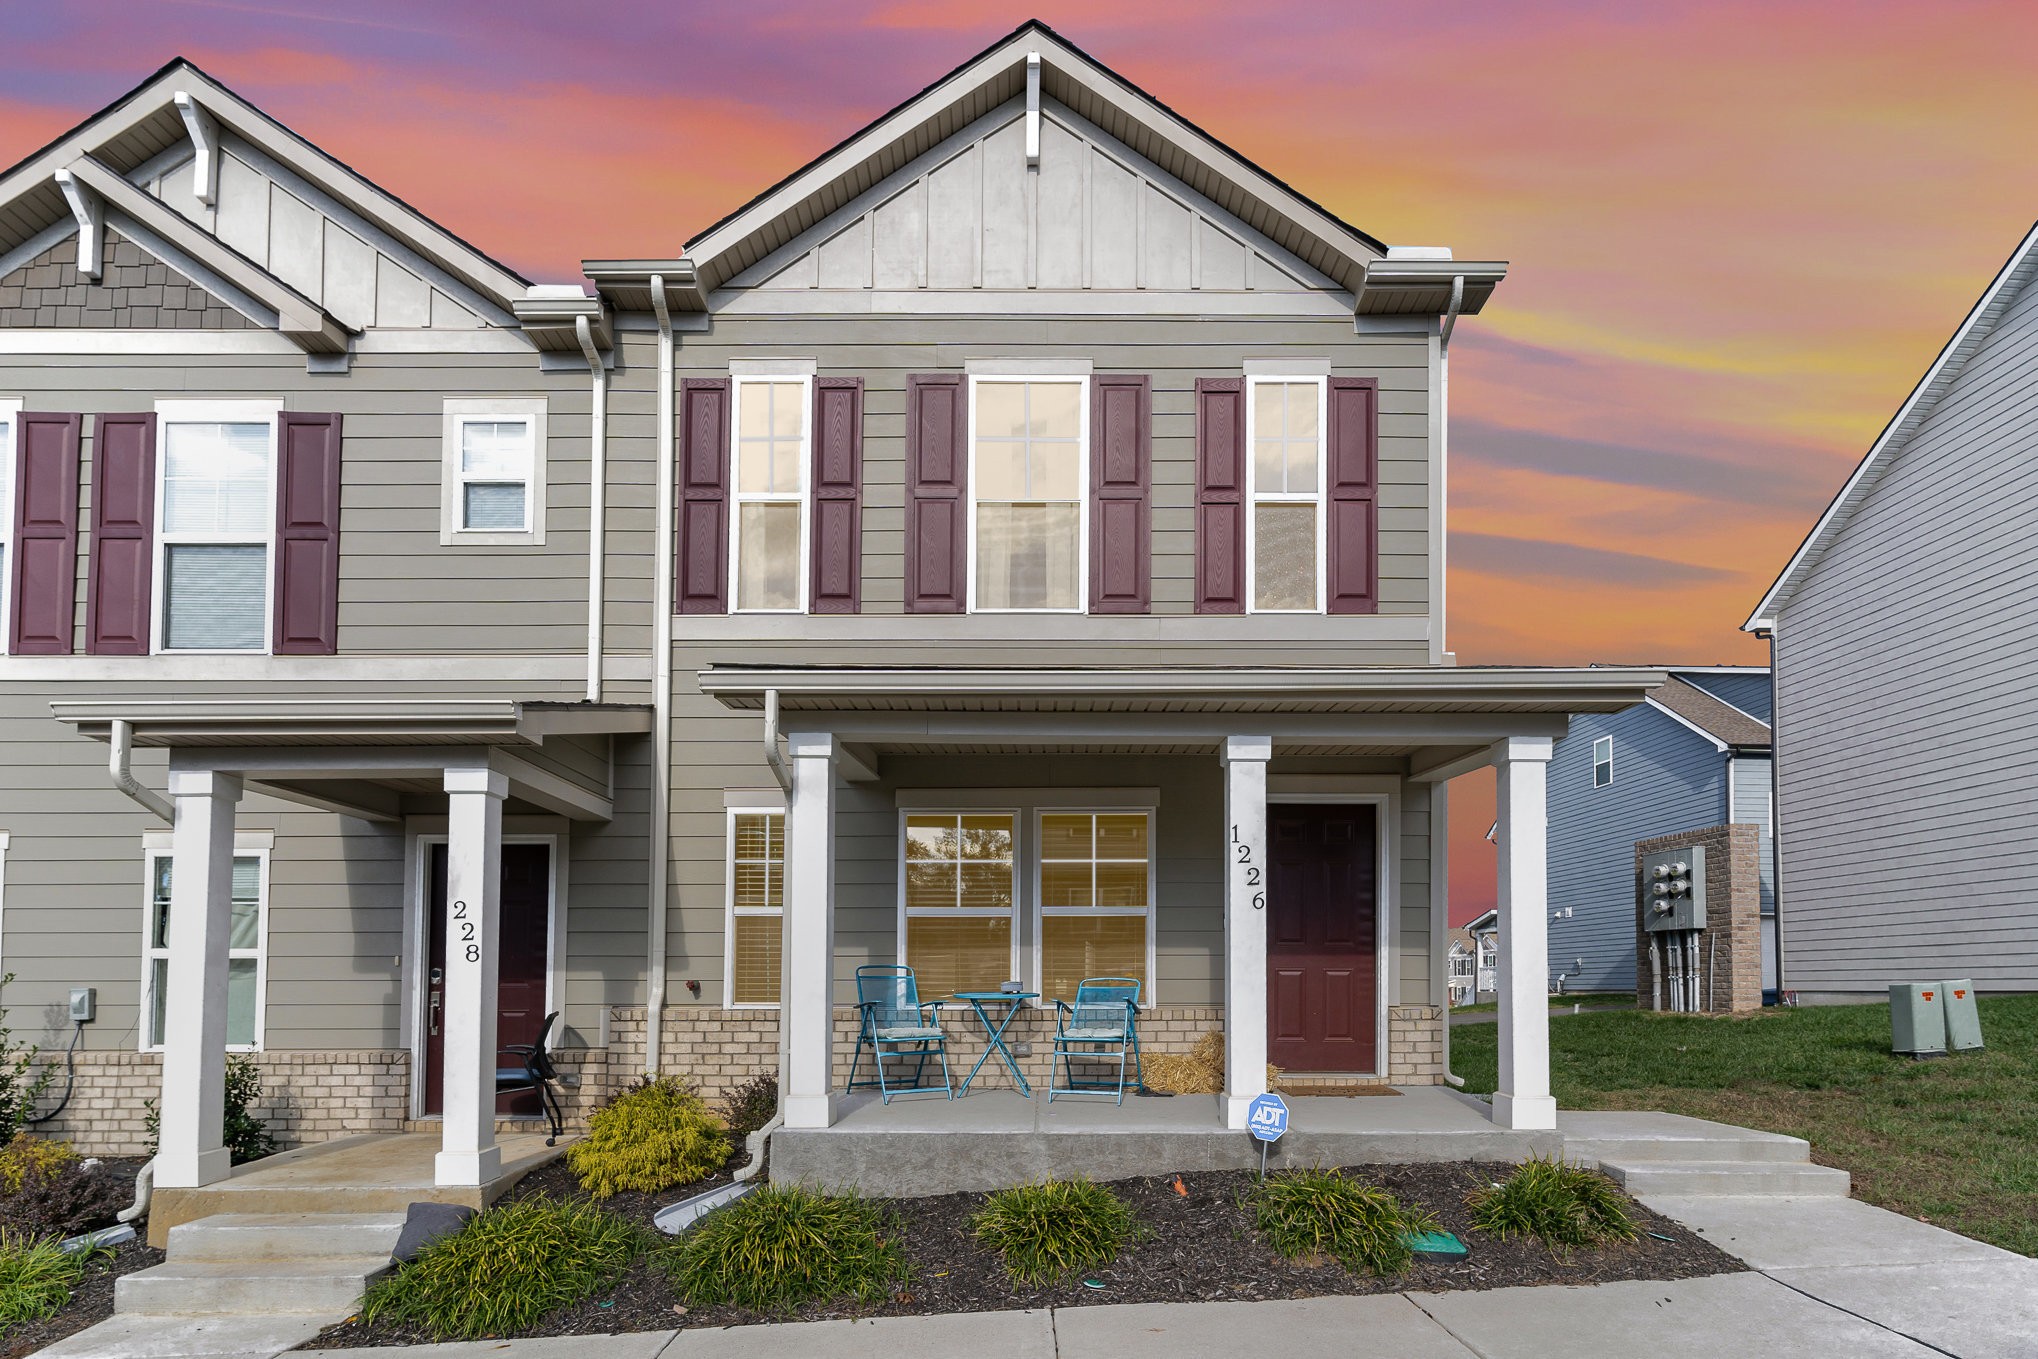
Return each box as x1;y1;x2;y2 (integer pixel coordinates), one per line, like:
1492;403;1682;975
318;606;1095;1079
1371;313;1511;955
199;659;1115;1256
6;1;2032;919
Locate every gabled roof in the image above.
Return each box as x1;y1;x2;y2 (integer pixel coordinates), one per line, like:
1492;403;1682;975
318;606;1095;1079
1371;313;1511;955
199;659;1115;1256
1747;221;2038;630
675;20;1502;308
1649;675;1771;750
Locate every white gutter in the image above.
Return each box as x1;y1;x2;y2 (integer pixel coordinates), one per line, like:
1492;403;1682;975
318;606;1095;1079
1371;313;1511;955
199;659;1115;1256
576;314;608;704
645;279;674;1077
1436;274;1464;661
762;689;791;794
108;720;173;822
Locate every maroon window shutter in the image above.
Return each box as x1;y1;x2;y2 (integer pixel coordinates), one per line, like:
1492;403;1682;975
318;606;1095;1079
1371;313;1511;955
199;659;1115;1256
677;379;730;614
273;412;344;654
809;377;863;615
905;374;966;613
1326;377;1379;615
1194;379;1245;614
1089;374;1151;614
10;412;81;655
86;413;157;655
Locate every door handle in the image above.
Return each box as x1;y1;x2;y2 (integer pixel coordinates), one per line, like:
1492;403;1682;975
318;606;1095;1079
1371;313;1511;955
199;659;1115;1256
429;991;442;1037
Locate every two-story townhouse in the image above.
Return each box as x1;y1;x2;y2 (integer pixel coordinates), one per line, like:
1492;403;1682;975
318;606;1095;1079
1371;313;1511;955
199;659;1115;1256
0;22;1658;1227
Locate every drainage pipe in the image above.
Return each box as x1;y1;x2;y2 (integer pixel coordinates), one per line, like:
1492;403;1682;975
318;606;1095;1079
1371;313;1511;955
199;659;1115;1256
109;720;173;823
115;1159;152;1225
576;314;608;704
644;279;675;1078
762;690;790;794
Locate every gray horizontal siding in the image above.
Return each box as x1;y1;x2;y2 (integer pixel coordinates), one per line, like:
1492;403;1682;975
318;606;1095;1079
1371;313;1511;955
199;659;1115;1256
1729;755;1775;913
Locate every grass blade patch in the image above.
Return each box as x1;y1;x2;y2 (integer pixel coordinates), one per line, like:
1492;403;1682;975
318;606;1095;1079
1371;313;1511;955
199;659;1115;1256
970;1178;1144;1285
1467;1156;1637;1249
0;1231;110;1331
1248;1168;1438;1276
664;1185;906;1314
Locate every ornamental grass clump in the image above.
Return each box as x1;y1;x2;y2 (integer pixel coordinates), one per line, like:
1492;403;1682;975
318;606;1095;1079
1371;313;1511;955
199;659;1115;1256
0;1231;110;1331
358;1198;648;1339
663;1185;907;1314
1467;1155;1637;1249
970;1177;1144;1285
566;1076;731;1199
1248;1168;1439;1276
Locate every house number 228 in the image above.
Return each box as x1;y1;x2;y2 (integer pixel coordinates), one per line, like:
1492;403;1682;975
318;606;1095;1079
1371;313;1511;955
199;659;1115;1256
1230;825;1265;910
452;900;480;963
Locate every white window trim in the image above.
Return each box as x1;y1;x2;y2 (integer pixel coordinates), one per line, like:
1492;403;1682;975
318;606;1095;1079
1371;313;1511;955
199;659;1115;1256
896;807;1023;993
0;399;18;657
151;399;280;655
139;838;270;1053
1030;806;1158;1004
1243;375;1328;615
1593;735;1614;788
440;397;548;546
965;374;1091;615
726;374;812;614
724;807;785;1010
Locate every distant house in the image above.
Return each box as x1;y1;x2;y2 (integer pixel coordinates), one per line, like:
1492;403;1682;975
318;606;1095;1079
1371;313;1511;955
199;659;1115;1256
1749;222;2038;1001
1546;670;1776;995
1447;910;1500;1005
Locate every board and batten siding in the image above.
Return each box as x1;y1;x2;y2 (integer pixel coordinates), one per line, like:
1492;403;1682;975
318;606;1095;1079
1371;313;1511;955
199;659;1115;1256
1774;268;2038;995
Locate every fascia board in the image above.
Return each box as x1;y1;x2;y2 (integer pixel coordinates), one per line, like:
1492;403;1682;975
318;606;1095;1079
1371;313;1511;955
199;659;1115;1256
1643;697;1731;753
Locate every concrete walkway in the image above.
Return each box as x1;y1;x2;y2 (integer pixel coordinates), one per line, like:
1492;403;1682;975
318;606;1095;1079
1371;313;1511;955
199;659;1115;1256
299;1193;2037;1359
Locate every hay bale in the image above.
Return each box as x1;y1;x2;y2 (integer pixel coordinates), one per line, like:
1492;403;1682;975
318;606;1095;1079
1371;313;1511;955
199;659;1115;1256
1140;1031;1284;1095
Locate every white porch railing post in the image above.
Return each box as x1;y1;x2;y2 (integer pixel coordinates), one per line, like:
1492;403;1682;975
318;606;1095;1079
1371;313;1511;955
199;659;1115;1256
1221;735;1272;1130
437;765;507;1187
1492;735;1557;1131
782;732;838;1129
156;768;242;1189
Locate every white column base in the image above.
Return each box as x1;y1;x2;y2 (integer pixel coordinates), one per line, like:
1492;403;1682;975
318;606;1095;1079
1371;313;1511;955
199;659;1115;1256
156;1146;233;1190
434;1145;504;1188
1223;1093;1258;1131
1490;1091;1558;1131
783;1092;838;1130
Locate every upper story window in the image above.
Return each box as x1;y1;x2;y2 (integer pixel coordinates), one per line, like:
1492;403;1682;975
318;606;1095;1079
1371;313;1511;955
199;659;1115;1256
969;377;1087;612
1593;735;1614;788
155;402;277;653
730;377;811;612
1247;377;1326;612
441;398;547;546
0;401;15;653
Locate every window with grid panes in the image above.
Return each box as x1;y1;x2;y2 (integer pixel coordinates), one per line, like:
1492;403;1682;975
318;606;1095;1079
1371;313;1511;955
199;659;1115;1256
727;811;784;1005
902;812;1015;999
1038;812;1151;1002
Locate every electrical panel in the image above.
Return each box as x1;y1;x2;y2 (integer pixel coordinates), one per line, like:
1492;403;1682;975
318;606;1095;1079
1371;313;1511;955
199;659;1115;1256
68;988;95;1023
1641;846;1706;932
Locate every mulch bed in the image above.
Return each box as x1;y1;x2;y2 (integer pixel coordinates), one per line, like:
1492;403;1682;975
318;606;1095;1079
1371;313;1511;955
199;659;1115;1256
0;1156;162;1359
306;1159;1742;1345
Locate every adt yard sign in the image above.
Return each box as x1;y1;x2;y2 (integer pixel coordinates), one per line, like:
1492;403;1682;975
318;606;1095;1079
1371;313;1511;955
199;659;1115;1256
1247;1092;1289;1142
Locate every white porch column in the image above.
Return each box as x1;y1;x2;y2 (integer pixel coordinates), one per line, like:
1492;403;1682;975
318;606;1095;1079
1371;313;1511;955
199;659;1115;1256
437;765;507;1187
782;732;837;1129
1221;735;1272;1130
155;768;243;1189
1492;736;1557;1131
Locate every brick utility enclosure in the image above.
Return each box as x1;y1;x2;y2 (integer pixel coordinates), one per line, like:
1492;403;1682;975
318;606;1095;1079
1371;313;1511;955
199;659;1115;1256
1635;823;1762;1014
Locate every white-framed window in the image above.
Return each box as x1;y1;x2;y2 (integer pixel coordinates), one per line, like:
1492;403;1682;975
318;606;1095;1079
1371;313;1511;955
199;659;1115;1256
1245;376;1326;612
725;809;784;1007
1593;735;1614;788
141;844;269;1051
1036;809;1154;1004
900;811;1018;999
729;376;811;612
154;401;279;653
441;398;547;546
0;399;17;655
968;375;1088;612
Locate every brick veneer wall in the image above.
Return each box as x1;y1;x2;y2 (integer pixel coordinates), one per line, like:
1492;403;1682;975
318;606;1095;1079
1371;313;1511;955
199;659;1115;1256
1634;823;1762;1014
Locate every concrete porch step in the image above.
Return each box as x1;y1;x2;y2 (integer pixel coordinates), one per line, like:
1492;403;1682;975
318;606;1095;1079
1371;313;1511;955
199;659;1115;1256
1560;1111;1812;1165
1599;1161;1852;1197
166;1212;406;1264
115;1256;392;1317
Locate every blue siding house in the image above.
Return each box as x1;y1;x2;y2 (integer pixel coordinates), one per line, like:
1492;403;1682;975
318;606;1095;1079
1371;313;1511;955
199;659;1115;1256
1546;669;1775;994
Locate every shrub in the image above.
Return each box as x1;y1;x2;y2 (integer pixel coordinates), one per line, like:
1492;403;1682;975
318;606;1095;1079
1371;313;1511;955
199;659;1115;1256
0;1231;109;1330
0;980;54;1147
970;1178;1144;1285
0;1138;75;1196
1248;1168;1439;1276
721;1071;778;1142
1467;1156;1637;1249
566;1077;730;1199
663;1185;906;1313
142;1054;276;1166
358;1198;647;1339
5;1165;130;1239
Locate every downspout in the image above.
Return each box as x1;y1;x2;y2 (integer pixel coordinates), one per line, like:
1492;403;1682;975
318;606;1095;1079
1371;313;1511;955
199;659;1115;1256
735;688;793;1183
109;720;172;822
577;315;608;703
1434;274;1464;662
645;280;675;1077
1761;626;1785;999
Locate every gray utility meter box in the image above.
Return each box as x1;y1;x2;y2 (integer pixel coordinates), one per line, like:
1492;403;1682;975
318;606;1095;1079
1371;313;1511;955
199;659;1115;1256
1890;983;1947;1057
1942;979;1984;1051
1640;845;1707;932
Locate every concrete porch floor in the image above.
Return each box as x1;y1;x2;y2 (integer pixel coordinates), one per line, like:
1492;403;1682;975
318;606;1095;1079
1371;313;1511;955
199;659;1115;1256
147;1131;568;1246
773;1086;1559;1197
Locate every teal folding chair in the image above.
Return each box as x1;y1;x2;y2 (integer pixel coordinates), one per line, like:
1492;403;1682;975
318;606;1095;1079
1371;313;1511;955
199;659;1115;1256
845;964;953;1103
1050;977;1144;1104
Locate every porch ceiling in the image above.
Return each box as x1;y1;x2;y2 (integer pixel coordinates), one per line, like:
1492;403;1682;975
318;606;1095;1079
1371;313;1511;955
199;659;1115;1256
50;698;652;747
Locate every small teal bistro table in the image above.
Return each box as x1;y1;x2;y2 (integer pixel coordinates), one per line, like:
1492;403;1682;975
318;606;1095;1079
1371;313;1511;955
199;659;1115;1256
952;991;1040;1095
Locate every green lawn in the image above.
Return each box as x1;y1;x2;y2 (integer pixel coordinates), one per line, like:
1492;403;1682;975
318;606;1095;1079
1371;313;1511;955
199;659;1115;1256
1449;991;1633;1016
1450;994;2038;1256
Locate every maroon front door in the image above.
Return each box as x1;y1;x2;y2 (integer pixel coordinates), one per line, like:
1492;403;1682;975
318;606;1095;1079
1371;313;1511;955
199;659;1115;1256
1267;804;1379;1072
424;841;551;1116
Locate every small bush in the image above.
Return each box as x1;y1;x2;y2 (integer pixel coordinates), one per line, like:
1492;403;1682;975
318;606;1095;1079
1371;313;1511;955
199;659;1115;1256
5;1165;130;1239
970;1178;1143;1285
1467;1156;1637;1249
0;980;55;1147
721;1071;778;1142
1249;1168;1439;1276
358;1198;647;1339
142;1054;276;1166
567;1077;730;1199
0;1138;75;1196
664;1185;906;1313
0;1230;110;1330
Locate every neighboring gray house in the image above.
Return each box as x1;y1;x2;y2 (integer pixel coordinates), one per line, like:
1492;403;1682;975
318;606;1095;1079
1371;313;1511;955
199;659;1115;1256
1749;220;2038;1002
1547;669;1775;995
1447;909;1498;1005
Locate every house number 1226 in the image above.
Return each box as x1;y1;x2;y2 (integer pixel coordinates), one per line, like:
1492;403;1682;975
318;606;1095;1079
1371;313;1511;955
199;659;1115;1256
1231;825;1265;910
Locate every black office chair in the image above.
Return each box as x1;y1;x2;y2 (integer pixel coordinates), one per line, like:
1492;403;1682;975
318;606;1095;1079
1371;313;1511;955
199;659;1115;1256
497;1010;565;1145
